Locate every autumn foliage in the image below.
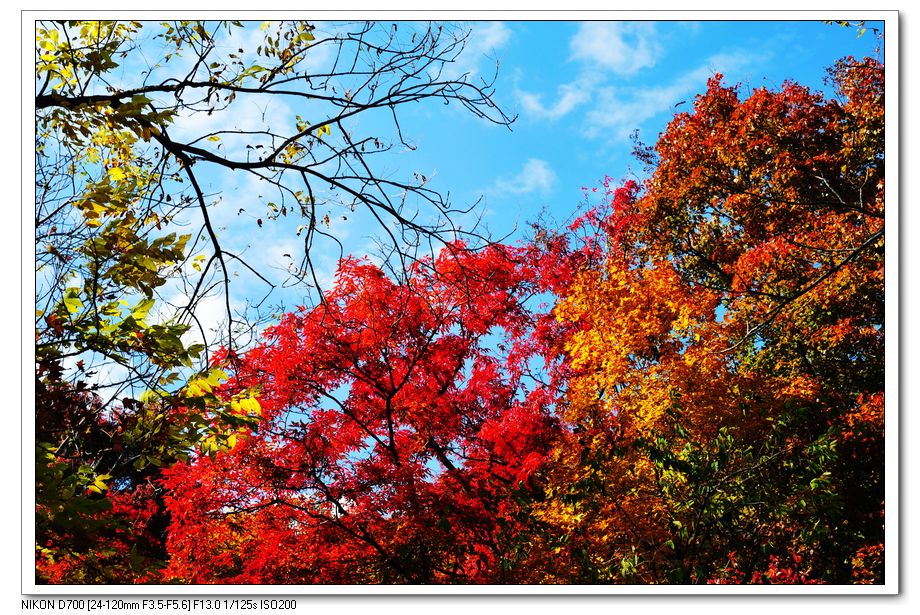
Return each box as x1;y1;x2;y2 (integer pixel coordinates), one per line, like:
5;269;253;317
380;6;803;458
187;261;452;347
533;57;884;584
36;55;885;585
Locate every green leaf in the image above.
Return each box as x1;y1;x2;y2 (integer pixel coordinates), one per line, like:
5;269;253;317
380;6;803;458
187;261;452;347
62;288;83;314
205;368;228;386
130;298;156;322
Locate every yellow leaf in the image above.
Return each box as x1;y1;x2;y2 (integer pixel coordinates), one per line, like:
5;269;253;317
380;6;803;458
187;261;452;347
185;379;212;397
201;436;217;454
108;167;126;182
239;397;262;416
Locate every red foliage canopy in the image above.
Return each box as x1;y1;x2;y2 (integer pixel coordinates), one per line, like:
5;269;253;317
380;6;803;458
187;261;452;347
160;243;571;583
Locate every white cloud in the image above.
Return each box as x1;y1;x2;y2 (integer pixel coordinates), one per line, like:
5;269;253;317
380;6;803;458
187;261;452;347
475;21;512;51
517;79;592;120
569;22;661;76
584;81;692;140
166;292;233;349
491;159;556;196
444;22;511;79
584;52;759;139
167;93;294;152
516;23;660;122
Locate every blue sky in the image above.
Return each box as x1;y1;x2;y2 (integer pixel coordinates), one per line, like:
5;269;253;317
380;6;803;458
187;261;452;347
230;21;877;305
412;20;884;236
56;19;885;359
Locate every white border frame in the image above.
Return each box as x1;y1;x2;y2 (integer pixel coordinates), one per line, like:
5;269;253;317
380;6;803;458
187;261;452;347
21;9;900;597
